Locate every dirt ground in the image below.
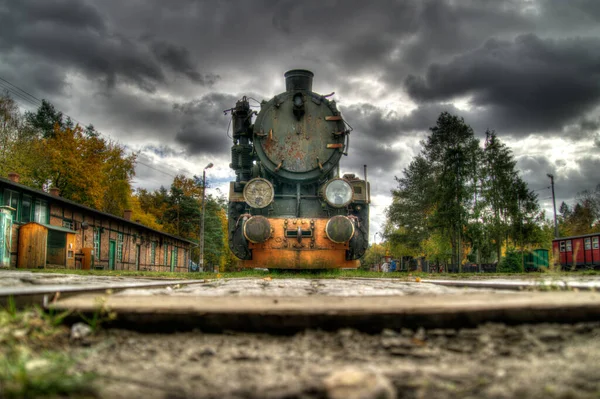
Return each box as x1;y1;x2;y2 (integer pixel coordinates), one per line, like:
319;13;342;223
68;321;600;399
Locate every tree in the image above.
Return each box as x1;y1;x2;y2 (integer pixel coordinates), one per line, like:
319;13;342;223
387;156;434;253
2;96;135;215
481;131;540;261
25;99;64;138
387;112;541;272
559;184;600;236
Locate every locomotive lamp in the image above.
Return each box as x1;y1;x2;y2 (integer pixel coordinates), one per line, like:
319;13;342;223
243;178;274;209
323;178;353;208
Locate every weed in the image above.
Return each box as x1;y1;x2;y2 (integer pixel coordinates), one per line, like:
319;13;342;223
77;296;117;333
0;347;96;398
36;305;72;327
0;306;98;398
13;266;600;280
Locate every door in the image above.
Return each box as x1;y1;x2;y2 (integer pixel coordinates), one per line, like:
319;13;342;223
170;250;175;272
109;240;116;271
135;244;141;271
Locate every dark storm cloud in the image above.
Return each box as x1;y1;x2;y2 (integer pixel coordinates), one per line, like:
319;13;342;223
555;157;600;206
405;34;600;135
517;153;600;209
149;41;220;86
81;89;177;141
0;0;215;94
174;93;238;156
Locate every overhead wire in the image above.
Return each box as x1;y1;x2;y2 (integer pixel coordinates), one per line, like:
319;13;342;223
0;76;43;106
0;74;185;181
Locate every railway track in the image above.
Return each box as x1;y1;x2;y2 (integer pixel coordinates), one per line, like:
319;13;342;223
2;276;600;332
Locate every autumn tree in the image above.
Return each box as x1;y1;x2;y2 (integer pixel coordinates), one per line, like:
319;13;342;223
1;95;135;215
559;184;600;236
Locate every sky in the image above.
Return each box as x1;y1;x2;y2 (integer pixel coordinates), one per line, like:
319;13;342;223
1;0;599;239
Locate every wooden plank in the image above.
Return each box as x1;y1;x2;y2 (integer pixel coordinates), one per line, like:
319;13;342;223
50;291;600;332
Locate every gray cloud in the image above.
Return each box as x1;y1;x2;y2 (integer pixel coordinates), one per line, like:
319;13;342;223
149;41;220;86
0;0;216;94
405;34;600;135
3;0;600;231
174;93;238;156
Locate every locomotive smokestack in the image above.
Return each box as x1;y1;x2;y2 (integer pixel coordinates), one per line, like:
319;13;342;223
285;69;314;92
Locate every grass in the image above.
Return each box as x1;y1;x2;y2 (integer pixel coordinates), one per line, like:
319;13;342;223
15;267;600;280
0;303;97;398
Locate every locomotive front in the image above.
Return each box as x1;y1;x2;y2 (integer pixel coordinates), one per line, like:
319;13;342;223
227;70;369;269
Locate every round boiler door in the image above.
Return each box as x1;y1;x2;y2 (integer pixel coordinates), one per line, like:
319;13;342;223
243;216;272;243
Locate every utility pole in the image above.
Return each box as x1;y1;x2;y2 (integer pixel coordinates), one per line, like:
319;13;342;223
547;174;558;238
199;162;213;272
373;232;381;271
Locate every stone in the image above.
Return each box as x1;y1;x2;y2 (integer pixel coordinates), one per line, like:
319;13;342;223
70;322;92;341
323;367;396;399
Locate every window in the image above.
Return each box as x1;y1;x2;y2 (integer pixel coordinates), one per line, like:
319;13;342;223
594;237;599;250
117;233;124;261
151;242;156;265
566;240;572;252
164;245;168;265
62;219;74;230
2;189;19;220
560;241;565;252
585;238;591;250
34;199;48;223
93;228;101;259
21;195;32;223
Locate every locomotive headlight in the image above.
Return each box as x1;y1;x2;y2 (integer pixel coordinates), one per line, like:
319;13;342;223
323;178;353;208
243;178;274;209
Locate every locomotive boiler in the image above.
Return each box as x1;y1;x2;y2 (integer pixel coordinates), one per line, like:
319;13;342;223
227;70;369;269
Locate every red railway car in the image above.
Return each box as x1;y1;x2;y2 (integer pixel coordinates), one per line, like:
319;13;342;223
552;233;600;269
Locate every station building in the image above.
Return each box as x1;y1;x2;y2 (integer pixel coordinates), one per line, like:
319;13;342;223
0;173;194;272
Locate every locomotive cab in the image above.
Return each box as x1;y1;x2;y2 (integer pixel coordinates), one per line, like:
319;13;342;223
227;70;369;269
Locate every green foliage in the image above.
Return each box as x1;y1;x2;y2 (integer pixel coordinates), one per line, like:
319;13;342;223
0;306;96;398
24;99;64;138
387;113;542;269
558;184;600;236
497;248;524;273
360;243;387;269
1;95;136;216
131;177;228;268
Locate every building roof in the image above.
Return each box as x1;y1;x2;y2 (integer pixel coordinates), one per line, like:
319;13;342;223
0;177;196;245
552;232;600;241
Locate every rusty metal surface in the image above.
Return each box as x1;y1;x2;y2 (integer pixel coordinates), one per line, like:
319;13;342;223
245;218;358;269
253;91;345;180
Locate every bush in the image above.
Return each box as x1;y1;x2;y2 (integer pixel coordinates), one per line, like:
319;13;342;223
497;248;524;273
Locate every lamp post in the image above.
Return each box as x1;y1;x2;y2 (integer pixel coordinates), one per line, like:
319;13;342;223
199;163;213;271
547;173;558;238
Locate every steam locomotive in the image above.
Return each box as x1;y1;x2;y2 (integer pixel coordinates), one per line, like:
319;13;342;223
227;70;369;269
